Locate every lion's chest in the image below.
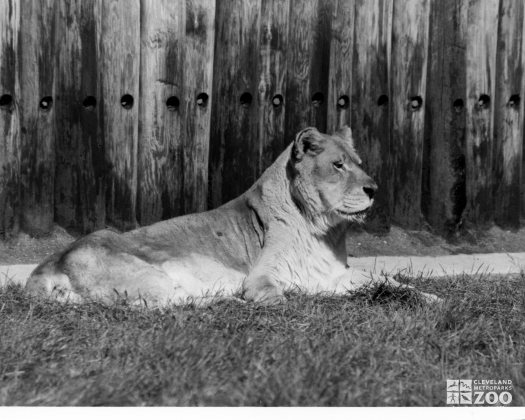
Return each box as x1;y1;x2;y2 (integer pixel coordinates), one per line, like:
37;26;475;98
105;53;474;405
291;238;347;292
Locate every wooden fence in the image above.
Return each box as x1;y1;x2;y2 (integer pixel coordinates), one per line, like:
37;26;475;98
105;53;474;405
1;0;524;238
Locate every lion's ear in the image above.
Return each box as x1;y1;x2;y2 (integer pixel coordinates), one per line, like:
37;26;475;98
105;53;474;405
335;125;354;148
292;127;324;161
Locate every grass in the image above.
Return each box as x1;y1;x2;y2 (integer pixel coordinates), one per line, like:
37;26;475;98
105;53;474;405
0;273;524;406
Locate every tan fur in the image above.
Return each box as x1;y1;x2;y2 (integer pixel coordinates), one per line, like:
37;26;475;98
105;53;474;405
26;126;439;306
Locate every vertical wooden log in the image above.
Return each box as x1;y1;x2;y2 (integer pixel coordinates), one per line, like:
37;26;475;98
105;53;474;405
78;0;105;232
255;0;290;176
284;0;332;139
389;0;430;228
464;0;498;226
0;0;20;238
54;0;80;230
55;0;104;233
208;0;260;208
100;0;140;230
351;0;392;232
493;0;525;228
19;0;57;235
182;0;216;213
327;0;354;132
138;0;184;225
423;0;467;234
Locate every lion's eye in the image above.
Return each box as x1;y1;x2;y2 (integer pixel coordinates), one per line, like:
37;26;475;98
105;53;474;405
333;161;344;170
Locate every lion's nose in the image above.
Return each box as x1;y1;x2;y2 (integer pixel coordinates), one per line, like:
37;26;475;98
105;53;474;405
363;183;378;200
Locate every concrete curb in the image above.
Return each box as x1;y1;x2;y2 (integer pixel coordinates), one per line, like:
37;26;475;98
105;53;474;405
2;252;525;288
347;252;525;278
1;264;37;287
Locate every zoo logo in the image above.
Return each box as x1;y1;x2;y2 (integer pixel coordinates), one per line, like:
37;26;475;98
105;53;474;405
446;379;513;405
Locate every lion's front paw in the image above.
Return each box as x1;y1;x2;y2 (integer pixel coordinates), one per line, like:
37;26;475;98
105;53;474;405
243;275;286;305
420;291;443;305
256;291;286;305
245;286;286;305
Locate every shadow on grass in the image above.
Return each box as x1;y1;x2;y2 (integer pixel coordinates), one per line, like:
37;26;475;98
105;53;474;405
0;273;524;406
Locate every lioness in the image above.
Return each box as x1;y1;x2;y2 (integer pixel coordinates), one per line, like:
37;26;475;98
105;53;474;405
26;126;438;305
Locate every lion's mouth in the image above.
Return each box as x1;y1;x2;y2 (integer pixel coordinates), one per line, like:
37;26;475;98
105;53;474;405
335;208;369;217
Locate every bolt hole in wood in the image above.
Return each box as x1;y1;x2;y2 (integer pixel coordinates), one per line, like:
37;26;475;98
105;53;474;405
377;94;389;107
477;94;490;109
453;98;464;113
82;96;97;110
272;94;283;107
120;94;134;110
410;95;423;111
337;95;349;109
39;96;53;111
196;92;209;107
508;94;521;109
0;94;13;109
240;92;252;107
166;96;179;111
311;92;324;107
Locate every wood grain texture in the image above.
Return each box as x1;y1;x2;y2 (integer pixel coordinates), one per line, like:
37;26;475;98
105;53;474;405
137;0;184;225
181;0;215;214
209;0;260;208
493;0;525;228
255;0;290;177
78;0;105;232
6;0;525;234
390;0;430;228
19;0;57;235
327;0;354;132
100;0;140;230
0;0;20;238
284;0;332;139
464;0;498;226
422;0;467;233
351;0;392;232
55;0;105;233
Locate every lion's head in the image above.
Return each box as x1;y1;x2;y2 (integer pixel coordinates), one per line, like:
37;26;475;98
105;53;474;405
287;126;377;232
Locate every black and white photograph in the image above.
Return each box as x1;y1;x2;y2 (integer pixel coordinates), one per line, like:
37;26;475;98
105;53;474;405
0;0;524;415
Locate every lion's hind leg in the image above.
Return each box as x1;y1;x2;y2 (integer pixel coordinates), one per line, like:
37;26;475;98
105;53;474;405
26;240;182;307
61;245;188;307
25;260;83;304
